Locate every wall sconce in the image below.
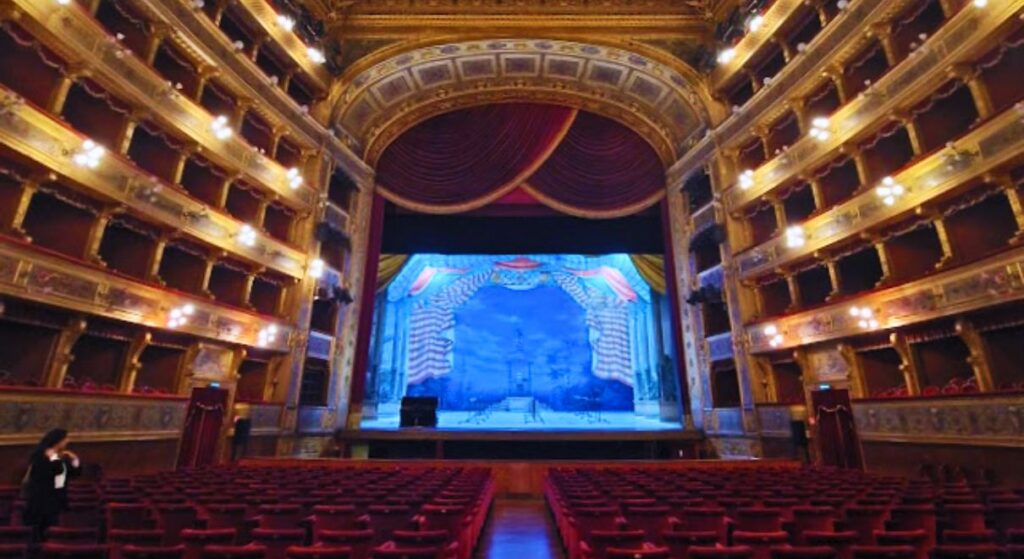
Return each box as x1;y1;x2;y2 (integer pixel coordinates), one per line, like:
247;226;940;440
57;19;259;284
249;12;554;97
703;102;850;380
307;48;327;64
717;48;737;65
237;225;258;247
71;139;105;169
746;14;764;33
808;117;831;141
257;325;279;347
276;14;295;31
785;225;806;248
167;304;195;328
875;176;905;206
286;168;304;190
307;258;325;279
850;306;880;329
764;324;784;348
739;169;755;190
210;115;233;140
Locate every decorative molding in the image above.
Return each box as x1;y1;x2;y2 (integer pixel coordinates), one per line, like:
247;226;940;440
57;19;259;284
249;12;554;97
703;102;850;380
331;39;711;164
296;405;336;434
234;401;285;435
853;394;1024;447
722;1;1021;212
0;239;294;351
708;0;812;89
756;404;806;438
0;87;307;280
670;0;935;185
707;331;734;362
735;106;1024;278
134;0;372;185
0;389;187;445
219;0;331;90
8;0;318;209
307;330;334;361
746;244;1024;353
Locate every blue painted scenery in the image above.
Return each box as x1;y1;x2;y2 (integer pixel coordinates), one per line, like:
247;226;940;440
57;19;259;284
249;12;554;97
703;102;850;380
363;254;682;430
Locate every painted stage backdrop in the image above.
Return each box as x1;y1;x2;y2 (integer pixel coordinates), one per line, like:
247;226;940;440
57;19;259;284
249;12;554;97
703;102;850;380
363;254;682;430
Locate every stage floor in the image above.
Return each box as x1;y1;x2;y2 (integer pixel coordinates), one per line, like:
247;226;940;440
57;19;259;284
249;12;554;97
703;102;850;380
360;410;683;432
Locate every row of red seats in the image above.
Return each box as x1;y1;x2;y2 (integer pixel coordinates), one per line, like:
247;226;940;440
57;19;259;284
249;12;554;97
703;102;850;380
545;465;1024;559
0;464;495;559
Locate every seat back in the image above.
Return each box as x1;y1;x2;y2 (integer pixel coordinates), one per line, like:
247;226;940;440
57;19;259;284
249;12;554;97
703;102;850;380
257;506;303;531
315;530;374;559
678;508;728;543
769;546;837;559
605;548;671;559
311;507;358;536
121;546;186;559
583;530;644;558
107;505;155;532
849;546;915;559
0;544;27;559
47;528;100;545
661;530;719;558
156;505;200;545
366;507;413;544
250;530;305;559
873;531;927;559
929;545;1002;558
621;507;671;544
283;546;351;559
180;530;238;559
0;528;32;546
40;544;111;559
843;508;889;545
736;509;784;534
791;508;835;544
733;531;789;559
688;546;755;558
200;546;267;559
804;531;858;559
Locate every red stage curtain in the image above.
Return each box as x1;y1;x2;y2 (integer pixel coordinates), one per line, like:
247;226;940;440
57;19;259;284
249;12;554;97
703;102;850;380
375;103;577;213
524;111;665;217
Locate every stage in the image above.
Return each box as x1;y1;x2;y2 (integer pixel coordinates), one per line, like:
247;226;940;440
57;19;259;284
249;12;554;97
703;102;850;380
337;426;704;460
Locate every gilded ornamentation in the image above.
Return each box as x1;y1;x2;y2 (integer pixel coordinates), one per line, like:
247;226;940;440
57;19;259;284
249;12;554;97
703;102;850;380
0;390;187;444
720;2;1017;214
331;39;710;164
747;245;1024;353
853;395;1024;447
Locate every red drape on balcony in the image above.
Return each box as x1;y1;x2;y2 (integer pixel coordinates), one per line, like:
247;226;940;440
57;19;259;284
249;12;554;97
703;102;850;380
375;103;666;217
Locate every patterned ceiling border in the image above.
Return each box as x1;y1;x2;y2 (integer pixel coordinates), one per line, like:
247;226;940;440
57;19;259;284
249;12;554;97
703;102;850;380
329;38;714;166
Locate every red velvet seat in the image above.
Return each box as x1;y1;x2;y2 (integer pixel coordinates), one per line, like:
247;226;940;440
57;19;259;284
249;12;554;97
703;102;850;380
736;509;784;534
121;546;186;559
769;547;837;559
40;544;111;559
310;507;359;538
0;544;27;559
791;508;835;544
929;545;1002;558
941;529;996;544
943;505;986;532
621;507;672;545
255;506;303;531
369;545;446;559
872;531;926;559
604;547;671;559
688;545;755;558
283;547;352;559
107;505;157;532
885;507;934;548
201;546;267;559
62;502;102;529
0;528;31;546
316;530;374;559
733;531;790;559
47;528;100;544
844;508;889;545
991;504;1024;541
661;530;719;558
580;530;644;559
849;546;915;559
366;507;414;545
677;508;729;544
181;530;238;559
250;530;306;559
156;505;202;545
804;531;858;559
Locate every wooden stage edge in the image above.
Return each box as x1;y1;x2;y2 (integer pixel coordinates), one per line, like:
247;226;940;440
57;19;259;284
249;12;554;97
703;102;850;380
243;457;800;498
335;428;705;442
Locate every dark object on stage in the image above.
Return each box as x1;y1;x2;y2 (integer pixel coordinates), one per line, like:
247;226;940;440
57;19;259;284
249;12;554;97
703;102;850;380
790;420;808;446
400;397;438;428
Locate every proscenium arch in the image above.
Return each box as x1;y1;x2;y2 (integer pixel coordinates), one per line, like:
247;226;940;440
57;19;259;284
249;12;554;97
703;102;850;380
328;38;715;168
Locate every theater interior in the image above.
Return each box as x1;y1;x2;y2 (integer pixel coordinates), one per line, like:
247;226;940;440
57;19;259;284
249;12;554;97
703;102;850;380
1;0;1024;557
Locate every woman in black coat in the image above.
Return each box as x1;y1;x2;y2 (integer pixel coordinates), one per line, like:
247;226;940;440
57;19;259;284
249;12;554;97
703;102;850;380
23;428;80;542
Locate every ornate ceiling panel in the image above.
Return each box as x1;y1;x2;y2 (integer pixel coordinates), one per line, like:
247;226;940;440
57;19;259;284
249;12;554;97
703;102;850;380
330;38;712;165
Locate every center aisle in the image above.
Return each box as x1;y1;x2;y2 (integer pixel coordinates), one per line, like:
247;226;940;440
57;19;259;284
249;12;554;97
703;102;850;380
474;499;565;559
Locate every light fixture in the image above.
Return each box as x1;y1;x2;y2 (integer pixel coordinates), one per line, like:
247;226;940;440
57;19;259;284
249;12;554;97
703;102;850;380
808;116;831;141
785;225;805;248
71;139;105;169
308;258;325;279
747;14;765;33
237;224;258;247
286;167;304;189
875;176;905;206
210;115;233;140
850;306;880;330
972;0;987;6
764;324;784;348
167;303;195;328
276;14;295;31
257;324;279;347
56;0;72;4
717;48;737;65
307;47;326;64
739;169;755;190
